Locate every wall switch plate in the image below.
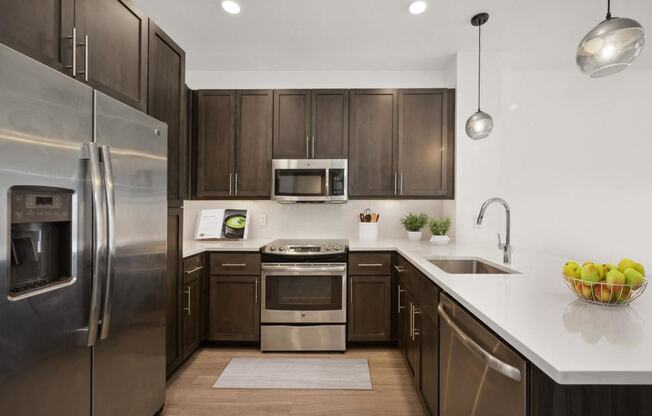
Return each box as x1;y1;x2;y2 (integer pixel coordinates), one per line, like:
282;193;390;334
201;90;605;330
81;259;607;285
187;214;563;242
259;214;267;226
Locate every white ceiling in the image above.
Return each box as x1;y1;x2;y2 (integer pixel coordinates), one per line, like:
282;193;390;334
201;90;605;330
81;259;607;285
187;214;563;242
135;0;652;71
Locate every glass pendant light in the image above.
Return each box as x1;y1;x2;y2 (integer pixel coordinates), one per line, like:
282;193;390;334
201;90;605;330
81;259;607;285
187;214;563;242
577;0;645;78
466;13;494;141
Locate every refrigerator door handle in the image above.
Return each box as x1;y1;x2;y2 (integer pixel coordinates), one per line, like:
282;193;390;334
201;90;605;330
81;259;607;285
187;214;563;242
99;145;116;340
83;142;107;346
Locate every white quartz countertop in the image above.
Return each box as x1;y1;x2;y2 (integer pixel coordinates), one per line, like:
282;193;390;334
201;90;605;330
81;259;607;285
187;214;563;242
183;238;652;385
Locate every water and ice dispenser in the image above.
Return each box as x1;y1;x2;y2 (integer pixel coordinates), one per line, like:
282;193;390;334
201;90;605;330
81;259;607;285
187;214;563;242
9;186;74;298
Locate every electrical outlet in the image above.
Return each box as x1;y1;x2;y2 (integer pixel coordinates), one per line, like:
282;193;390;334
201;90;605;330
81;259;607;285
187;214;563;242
259;214;267;227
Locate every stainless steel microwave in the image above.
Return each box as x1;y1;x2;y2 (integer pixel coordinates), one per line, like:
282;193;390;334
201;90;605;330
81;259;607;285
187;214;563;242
271;159;347;203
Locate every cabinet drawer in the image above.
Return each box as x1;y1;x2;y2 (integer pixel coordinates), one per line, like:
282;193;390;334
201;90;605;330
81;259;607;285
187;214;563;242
210;253;261;275
348;253;392;275
183;254;204;284
396;255;439;324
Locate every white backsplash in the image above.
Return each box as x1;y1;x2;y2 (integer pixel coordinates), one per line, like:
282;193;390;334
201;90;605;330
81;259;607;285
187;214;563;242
183;200;447;241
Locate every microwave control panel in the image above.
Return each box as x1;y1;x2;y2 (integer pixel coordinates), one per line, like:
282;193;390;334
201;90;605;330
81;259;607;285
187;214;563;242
329;169;345;196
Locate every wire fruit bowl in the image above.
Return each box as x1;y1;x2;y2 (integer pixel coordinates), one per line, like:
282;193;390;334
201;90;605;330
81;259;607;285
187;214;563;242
563;275;647;306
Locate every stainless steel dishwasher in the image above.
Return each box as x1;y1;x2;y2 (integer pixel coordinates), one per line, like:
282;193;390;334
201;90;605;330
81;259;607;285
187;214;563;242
438;293;527;416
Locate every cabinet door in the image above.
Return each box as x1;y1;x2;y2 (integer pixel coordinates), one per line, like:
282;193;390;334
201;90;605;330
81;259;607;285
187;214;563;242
349;89;398;197
165;207;183;373
81;0;148;111
273;90;311;159
182;278;202;359
348;276;391;342
195;90;235;198
420;313;439;416
397;277;409;352
147;21;186;206
406;294;421;383
235;90;273;197
311;89;349;159
209;276;260;341
0;0;75;74
398;89;451;198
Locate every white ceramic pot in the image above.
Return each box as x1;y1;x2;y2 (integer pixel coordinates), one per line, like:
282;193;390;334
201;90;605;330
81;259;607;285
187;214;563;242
407;231;422;241
429;235;450;245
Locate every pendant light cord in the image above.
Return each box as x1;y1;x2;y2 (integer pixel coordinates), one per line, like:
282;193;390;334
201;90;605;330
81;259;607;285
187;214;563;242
477;24;482;112
606;0;612;19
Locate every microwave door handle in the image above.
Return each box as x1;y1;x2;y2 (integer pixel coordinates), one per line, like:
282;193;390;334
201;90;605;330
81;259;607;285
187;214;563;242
83;142;106;347
98;145;116;340
325;169;330;197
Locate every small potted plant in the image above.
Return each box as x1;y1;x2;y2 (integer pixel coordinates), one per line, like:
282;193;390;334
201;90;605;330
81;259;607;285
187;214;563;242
428;217;451;245
400;212;428;241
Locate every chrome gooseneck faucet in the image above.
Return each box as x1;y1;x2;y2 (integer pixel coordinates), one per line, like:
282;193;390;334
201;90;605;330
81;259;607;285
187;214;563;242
476;197;512;264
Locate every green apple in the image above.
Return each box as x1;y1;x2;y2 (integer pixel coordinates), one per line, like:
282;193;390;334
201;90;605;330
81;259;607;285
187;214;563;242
594;264;606;280
624;268;645;289
581;263;601;283
634;262;646;276
606;269;626;285
618;258;637;273
562;261;581;278
593;284;612;303
582;261;594;267
603;264;617;274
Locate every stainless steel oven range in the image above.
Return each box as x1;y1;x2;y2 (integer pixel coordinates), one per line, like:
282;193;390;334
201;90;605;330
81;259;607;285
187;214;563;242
260;239;348;351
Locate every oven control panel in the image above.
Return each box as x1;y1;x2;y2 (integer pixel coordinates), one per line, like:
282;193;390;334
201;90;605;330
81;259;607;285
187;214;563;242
262;239;347;256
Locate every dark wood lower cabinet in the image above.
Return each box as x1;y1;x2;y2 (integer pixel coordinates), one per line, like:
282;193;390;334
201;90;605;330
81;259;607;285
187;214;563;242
348;275;391;341
165;208;183;374
209;275;260;342
419;313;438;416
182;277;203;359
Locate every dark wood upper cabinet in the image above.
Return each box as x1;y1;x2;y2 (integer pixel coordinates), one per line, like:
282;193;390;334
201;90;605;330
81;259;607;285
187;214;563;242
0;0;75;74
398;89;452;198
348;89;398;197
235;90;273;197
311;89;349;159
273;90;311;159
348;275;392;342
80;0;148;111
208;275;260;342
147;21;186;206
195;90;236;198
166;207;183;374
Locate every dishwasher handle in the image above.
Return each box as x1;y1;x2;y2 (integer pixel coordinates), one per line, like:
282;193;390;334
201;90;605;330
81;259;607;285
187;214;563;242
437;302;522;382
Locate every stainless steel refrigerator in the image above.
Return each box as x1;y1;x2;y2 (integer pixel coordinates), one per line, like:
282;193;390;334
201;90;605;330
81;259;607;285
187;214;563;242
0;44;167;416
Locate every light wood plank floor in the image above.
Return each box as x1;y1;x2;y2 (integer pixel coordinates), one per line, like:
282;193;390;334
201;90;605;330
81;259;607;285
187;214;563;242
163;347;426;416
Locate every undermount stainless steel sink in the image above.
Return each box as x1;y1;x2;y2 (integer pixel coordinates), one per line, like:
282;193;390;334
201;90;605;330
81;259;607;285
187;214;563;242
428;258;518;274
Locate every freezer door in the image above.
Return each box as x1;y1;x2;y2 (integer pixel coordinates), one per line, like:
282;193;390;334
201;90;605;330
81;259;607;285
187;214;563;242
0;45;93;415
92;91;167;416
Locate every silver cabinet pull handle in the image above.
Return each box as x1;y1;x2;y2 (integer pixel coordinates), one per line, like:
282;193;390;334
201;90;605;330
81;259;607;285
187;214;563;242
255;278;258;304
357;263;384;267
221;263;247;267
84;143;106;347
229;173;233;195
409;303;414;339
412;306;421;338
234;172;238;195
77;35;89;82
399;173;403;195
184;266;204;275
397;285;406;313
184;287;191;315
394;265;406;273
349;278;353;304
311;135;315;158
98;145;116;340
65;28;77;77
306;136;310;158
394;172;398;195
438;303;522;382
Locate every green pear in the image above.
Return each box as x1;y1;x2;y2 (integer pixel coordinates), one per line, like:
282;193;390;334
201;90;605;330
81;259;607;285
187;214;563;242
624;268;645;289
606;269;626;285
581;263;601;283
634;262;645;276
582;261;594;267
618;258;636;273
603;264;617;273
562;261;581;278
594;264;606;280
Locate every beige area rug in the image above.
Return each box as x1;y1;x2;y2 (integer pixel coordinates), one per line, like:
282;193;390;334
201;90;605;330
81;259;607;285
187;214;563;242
212;358;372;390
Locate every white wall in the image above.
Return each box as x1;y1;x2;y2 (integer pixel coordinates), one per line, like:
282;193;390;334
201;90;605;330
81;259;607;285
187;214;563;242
187;69;452;89
183;200;445;241
453;51;652;267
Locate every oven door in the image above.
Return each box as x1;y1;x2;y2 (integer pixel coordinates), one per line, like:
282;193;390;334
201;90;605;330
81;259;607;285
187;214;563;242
261;263;346;323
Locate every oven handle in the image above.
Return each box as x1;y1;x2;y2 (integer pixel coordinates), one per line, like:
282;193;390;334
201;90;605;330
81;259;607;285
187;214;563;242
261;264;347;274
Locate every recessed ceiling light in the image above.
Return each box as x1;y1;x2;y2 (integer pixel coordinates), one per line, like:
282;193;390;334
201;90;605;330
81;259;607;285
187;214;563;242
222;0;240;14
409;0;427;15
